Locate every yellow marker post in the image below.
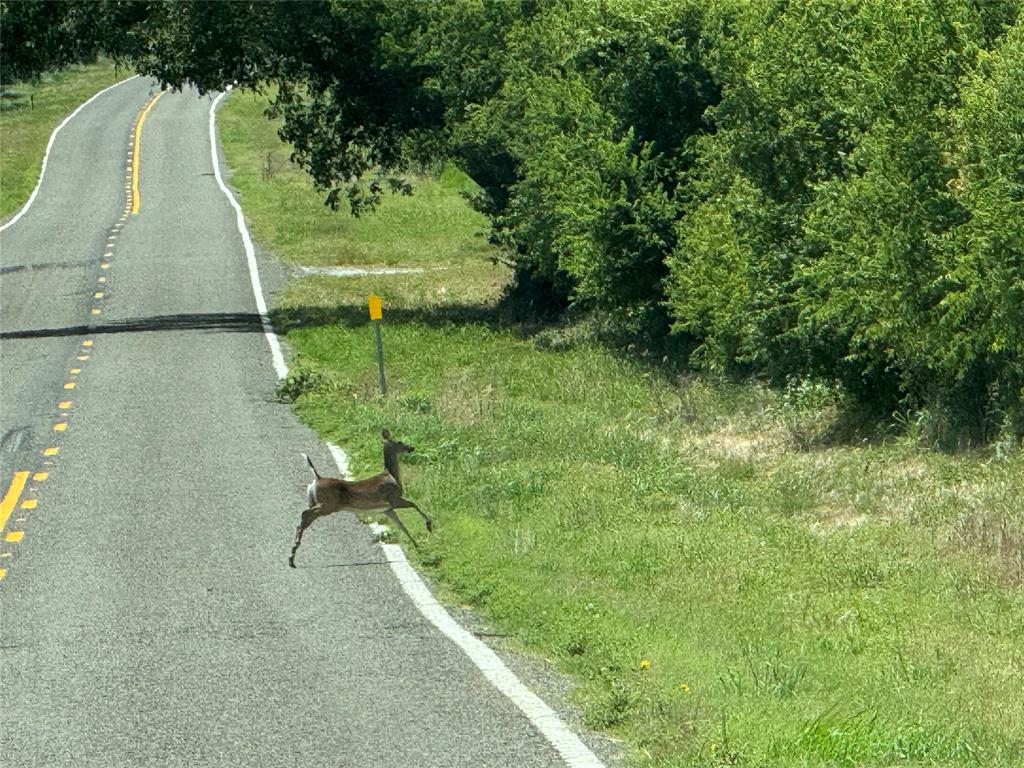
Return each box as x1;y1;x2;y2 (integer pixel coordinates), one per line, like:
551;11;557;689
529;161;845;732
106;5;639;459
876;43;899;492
369;294;386;396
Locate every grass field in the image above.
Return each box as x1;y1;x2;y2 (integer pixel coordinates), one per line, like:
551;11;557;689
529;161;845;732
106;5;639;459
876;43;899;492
218;91;1024;767
0;60;126;219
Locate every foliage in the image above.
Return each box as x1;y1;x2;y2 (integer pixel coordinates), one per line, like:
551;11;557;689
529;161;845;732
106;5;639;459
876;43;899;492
938;23;1024;438
666;0;1022;440
9;0;1021;439
0;0;107;83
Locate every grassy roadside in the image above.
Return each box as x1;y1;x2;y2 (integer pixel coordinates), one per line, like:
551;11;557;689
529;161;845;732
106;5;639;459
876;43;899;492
0;60;126;219
219;91;1024;767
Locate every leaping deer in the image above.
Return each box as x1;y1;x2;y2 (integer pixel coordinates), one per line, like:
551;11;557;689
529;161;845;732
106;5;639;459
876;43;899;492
289;429;432;568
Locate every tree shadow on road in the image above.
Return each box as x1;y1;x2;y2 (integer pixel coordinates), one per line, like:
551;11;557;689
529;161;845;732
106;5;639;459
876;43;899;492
0;312;267;340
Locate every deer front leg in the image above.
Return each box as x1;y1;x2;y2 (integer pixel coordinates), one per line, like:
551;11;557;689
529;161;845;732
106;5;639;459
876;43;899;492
393;497;432;532
383;507;418;548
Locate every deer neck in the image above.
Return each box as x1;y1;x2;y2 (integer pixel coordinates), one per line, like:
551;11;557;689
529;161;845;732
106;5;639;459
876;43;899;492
383;447;403;489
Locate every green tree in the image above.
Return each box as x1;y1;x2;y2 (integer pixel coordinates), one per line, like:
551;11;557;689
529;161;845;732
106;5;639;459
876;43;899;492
450;0;717;330
668;0;1020;437
937;23;1024;438
0;0;106;83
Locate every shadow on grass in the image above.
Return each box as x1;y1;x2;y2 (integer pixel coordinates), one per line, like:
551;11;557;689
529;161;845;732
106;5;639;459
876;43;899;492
271;302;509;334
270;300;921;451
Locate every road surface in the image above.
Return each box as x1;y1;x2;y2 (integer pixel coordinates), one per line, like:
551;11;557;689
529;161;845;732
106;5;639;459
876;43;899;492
0;77;604;768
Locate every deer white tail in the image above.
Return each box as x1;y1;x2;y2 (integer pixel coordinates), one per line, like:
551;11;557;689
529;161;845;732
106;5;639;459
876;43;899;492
302;453;322;479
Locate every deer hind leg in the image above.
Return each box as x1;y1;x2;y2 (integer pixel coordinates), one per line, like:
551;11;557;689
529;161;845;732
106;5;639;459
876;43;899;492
289;505;321;568
393;497;432;532
383;507;418;548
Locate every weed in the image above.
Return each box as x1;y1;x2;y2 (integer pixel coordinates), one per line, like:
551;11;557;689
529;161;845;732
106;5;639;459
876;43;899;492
275;366;325;402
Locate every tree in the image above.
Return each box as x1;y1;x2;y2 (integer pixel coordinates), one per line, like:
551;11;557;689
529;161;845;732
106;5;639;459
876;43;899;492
667;0;1020;438
937;23;1024;438
0;0;106;83
102;0;443;212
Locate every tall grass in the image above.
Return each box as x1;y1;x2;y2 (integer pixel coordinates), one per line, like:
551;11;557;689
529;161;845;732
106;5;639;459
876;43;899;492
220;91;1024;768
0;60;124;218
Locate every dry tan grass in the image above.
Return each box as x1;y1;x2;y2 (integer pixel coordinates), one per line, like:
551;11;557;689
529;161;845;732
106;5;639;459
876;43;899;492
436;368;500;426
949;512;1024;586
809;504;870;536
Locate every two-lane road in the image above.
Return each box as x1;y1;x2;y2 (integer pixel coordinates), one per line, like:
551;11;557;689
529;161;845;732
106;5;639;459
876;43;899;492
0;78;602;767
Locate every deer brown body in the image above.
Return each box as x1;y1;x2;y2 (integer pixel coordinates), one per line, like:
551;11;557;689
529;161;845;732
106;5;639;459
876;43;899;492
289;430;431;567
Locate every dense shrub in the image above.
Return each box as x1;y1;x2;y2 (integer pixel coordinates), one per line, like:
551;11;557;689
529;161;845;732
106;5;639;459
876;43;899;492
665;0;1021;439
35;0;1018;441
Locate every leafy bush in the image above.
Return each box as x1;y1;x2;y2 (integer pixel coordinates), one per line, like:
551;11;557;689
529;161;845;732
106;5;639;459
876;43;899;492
91;0;1021;442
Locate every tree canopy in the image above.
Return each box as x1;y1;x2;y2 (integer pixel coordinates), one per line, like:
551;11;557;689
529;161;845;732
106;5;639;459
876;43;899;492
4;0;1020;442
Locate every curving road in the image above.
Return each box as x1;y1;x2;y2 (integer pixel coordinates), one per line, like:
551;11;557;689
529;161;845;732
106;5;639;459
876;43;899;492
0;78;602;767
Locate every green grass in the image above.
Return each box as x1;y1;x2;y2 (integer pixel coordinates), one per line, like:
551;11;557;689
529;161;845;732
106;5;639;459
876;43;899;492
0;60;126;219
219;90;1024;767
216;89;494;268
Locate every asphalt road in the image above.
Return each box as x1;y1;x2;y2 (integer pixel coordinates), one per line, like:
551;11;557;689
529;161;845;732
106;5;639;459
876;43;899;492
0;78;600;767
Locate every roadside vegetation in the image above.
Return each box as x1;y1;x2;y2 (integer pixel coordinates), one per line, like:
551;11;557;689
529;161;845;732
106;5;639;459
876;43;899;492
99;0;1022;447
6;2;1021;764
0;59;123;218
219;90;1024;768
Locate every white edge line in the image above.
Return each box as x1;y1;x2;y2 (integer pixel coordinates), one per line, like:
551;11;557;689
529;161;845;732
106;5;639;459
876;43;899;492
210;88;605;768
0;74;140;234
381;542;605;768
208;89;288;380
326;442;352;480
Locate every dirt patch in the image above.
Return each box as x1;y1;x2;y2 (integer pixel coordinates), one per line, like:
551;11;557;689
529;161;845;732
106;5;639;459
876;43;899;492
693;428;785;464
949;512;1024;585
436;368;500;426
809;505;870;536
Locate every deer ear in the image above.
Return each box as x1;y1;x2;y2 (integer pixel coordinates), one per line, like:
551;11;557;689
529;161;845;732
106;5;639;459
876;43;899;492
381;429;392;440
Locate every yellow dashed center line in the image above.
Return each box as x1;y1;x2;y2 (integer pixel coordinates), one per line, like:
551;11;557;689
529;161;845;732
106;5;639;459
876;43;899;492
0;471;30;533
1;94;156;585
131;90;166;214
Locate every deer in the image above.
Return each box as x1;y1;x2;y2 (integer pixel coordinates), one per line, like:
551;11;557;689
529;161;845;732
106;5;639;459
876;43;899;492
289;429;432;568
